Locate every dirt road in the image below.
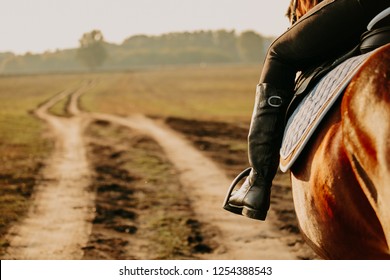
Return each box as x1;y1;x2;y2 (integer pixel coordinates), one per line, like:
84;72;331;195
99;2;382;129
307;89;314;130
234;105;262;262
3;83;317;260
4;84;95;259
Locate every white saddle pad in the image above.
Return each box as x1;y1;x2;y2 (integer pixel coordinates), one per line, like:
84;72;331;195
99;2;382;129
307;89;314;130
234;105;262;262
279;51;373;172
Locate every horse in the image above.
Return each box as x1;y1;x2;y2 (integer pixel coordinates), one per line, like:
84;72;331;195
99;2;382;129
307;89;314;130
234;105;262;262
285;0;390;259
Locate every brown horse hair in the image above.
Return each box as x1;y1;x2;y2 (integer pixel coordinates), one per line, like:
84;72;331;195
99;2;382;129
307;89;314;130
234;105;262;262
286;0;324;23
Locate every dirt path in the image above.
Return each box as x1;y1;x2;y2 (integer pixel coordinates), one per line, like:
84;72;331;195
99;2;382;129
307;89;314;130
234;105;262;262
89;113;296;259
3;84;305;259
4;84;95;259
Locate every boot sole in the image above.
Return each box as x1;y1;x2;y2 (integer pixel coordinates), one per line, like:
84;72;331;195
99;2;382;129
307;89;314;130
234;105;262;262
223;203;243;215
242;206;267;221
223;204;267;221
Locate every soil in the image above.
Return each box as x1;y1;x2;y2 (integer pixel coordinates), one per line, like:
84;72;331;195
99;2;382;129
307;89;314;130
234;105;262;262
1;84;319;260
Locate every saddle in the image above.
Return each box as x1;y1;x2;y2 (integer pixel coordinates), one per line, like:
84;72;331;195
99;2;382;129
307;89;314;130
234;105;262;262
287;7;390;118
280;7;390;172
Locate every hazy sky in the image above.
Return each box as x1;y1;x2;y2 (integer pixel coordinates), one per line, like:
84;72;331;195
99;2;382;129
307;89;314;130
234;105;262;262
0;0;291;54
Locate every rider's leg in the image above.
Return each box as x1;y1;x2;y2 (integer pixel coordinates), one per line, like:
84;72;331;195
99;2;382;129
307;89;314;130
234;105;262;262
225;83;291;220
224;0;389;220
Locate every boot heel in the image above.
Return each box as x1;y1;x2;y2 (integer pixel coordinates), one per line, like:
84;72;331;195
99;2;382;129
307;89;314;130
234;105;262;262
242;207;268;221
222;167;251;215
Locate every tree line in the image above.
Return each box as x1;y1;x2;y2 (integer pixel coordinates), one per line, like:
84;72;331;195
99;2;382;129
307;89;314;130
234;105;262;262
0;29;274;74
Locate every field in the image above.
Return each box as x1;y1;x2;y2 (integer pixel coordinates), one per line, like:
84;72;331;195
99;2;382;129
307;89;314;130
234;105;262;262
0;65;318;259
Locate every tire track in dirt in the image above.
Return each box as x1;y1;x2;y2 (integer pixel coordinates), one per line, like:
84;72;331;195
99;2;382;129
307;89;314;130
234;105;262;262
3;83;96;259
88;113;296;259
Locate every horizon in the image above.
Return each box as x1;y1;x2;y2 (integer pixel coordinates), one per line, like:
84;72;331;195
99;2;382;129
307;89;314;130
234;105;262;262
0;0;291;55
1;28;277;56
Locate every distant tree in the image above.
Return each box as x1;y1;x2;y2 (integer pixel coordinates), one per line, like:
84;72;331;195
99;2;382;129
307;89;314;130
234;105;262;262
122;34;151;49
76;30;108;70
237;31;265;63
214;30;237;51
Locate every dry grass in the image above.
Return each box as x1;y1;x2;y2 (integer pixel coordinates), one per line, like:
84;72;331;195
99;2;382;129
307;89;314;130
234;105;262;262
80;65;260;122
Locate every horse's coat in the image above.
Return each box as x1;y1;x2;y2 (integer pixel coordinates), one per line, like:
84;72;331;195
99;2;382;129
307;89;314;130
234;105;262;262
290;44;390;259
284;0;390;259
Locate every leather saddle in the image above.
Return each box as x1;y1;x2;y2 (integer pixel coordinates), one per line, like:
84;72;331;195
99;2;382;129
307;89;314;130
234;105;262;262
286;7;390;119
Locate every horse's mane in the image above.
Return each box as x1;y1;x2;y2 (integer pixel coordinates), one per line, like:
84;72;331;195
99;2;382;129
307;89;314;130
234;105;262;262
286;0;324;22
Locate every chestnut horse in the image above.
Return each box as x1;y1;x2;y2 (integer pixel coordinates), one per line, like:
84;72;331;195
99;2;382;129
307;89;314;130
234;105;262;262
286;0;390;259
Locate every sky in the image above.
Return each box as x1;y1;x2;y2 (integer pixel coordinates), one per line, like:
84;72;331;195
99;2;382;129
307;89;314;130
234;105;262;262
0;0;292;54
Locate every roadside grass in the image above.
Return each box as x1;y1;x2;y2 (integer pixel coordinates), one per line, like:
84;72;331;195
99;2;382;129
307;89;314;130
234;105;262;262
48;94;71;117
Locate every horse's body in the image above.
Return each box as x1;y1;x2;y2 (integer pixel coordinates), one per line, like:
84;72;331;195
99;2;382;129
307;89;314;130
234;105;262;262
290;43;390;259
285;0;390;259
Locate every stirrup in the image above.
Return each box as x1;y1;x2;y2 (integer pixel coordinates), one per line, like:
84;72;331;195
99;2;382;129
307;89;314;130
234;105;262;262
222;167;251;215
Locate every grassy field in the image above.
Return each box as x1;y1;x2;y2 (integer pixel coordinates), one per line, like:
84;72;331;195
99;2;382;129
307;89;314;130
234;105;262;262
0;65;261;251
81;65;260;121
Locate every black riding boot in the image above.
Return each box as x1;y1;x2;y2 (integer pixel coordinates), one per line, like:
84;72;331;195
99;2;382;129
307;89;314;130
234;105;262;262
223;83;291;220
